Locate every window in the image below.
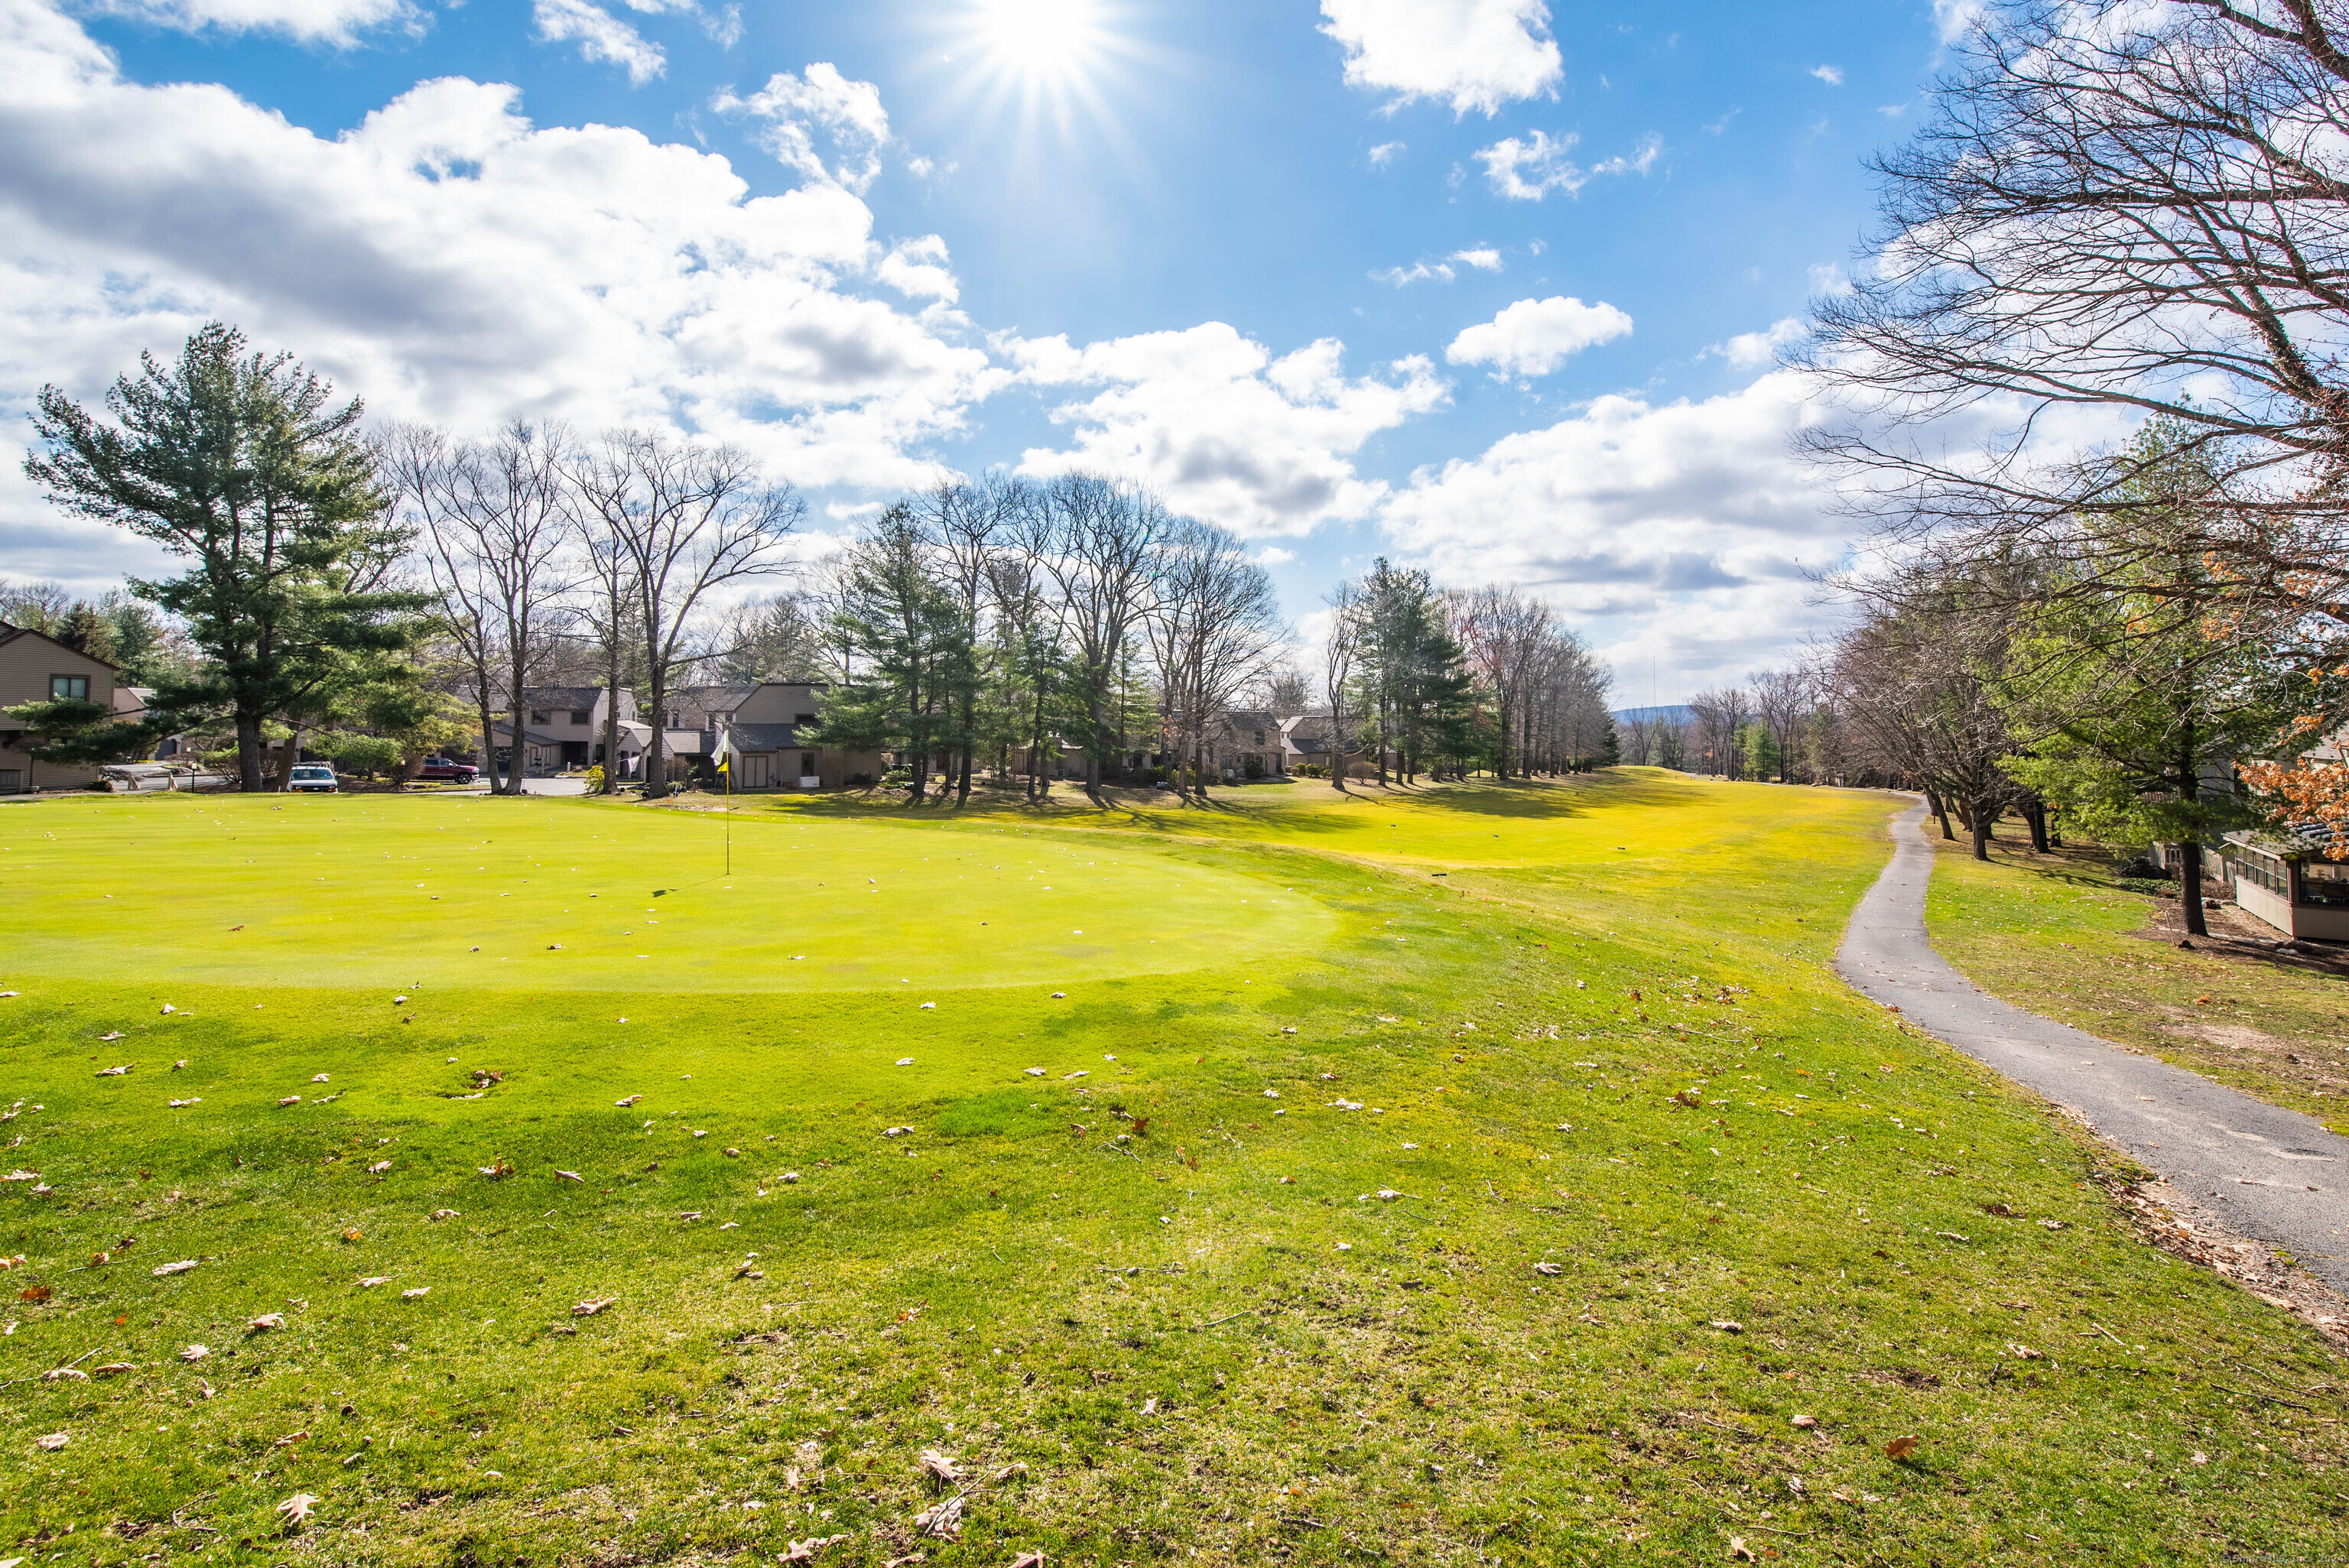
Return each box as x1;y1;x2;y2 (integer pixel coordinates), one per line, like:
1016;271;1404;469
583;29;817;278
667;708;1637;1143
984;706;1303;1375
2237;850;2289;899
529;709;551;725
570;709;591;726
50;675;89;700
2302;858;2349;907
795;713;817;724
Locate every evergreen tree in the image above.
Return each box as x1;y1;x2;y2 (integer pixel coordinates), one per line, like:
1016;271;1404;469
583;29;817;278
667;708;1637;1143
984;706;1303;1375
25;323;425;790
818;505;967;800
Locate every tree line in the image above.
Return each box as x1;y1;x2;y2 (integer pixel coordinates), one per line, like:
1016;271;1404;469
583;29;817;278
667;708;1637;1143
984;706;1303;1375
1792;0;2349;933
13;322;1618;800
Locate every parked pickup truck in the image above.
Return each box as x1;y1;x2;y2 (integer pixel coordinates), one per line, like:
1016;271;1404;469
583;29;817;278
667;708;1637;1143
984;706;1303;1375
415;757;479;782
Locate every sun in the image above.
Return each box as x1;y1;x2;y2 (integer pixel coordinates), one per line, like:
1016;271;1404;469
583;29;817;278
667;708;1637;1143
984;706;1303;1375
975;0;1109;84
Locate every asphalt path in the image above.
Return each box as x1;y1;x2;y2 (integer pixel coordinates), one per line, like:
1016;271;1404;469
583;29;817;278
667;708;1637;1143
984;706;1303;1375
1837;802;2349;1293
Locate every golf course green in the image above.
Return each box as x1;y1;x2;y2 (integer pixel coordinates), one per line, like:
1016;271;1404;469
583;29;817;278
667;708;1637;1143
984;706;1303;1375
2;772;2341;1566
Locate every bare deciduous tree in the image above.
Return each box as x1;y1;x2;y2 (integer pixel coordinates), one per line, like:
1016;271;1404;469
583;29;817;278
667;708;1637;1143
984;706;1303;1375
1041;473;1166;798
570;432;802;800
388;420;577;796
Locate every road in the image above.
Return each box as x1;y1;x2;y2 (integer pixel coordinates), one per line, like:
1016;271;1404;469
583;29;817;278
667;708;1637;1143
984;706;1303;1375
1837;802;2349;1293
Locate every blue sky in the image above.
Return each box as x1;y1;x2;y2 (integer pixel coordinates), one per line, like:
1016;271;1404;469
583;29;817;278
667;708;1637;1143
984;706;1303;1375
0;0;1979;700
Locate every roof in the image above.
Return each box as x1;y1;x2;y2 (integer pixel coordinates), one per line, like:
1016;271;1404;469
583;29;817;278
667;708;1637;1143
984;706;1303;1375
1221;709;1279;731
518;686;604;708
725;722;805;752
488;720;573;745
0;622;121;671
2225;824;2344;860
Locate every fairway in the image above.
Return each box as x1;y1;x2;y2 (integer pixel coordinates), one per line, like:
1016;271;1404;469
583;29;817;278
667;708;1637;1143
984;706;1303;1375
5;771;2344;1568
0;797;1331;993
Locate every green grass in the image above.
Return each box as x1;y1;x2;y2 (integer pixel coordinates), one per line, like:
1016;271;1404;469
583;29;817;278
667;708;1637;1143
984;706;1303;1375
3;773;2344;1566
1923;819;2349;1133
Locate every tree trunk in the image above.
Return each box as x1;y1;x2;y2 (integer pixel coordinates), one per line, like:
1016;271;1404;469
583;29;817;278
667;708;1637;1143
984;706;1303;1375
236;708;265;793
2178;722;2208;937
600;656;622;794
644;671;668;800
1970;797;1993;862
1925;788;1955;839
2024;798;2050;853
2181;839;2211;937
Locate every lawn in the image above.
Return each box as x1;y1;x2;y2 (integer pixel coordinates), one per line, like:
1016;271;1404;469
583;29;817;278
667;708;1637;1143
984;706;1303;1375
1922;817;2349;1133
3;772;2343;1566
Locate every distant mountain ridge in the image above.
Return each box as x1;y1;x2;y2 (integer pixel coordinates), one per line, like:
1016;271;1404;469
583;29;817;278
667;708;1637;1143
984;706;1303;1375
1611;704;1694;726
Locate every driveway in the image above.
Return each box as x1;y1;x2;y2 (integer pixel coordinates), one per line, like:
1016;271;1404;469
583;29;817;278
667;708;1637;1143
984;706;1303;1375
1837;802;2349;1293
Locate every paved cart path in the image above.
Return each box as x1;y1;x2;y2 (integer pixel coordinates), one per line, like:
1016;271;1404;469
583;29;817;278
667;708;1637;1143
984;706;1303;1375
1837;803;2349;1294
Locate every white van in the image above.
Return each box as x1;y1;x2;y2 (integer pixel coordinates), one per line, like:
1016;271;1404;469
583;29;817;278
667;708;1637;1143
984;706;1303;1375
288;764;340;794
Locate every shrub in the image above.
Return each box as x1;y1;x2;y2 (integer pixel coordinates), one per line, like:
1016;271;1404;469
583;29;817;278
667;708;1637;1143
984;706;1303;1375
1293;764;1327;779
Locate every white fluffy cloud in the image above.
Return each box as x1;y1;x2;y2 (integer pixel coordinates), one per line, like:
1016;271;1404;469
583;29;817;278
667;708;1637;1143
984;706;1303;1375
1318;0;1561;116
1477;130;1661;200
532;0;664;83
1375;372;1846;683
1009;325;1447;535
77;0;411;43
1446;295;1632;378
1811;63;1844;86
1707;316;1805;370
715;63;892;193
0;0;1003;589
1372;247;1505;287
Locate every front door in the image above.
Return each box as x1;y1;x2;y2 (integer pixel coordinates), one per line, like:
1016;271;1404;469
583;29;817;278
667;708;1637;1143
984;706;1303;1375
742;753;773;788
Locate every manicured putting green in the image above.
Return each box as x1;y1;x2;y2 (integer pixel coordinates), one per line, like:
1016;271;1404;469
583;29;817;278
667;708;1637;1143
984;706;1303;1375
2;795;1334;992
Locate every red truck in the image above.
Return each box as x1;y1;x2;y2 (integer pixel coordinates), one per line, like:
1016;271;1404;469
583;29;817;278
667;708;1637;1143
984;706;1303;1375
414;756;479;783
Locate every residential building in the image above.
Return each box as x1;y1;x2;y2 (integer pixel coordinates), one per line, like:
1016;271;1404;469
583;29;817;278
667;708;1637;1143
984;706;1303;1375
710;681;887;788
489;686;648;777
1210;709;1289;781
0;622;144;794
2220;826;2349;943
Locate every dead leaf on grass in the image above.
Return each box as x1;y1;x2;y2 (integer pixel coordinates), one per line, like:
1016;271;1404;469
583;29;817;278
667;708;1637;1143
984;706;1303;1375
179;1345;210;1362
275;1492;319;1529
35;1433;68;1451
918;1448;961;1487
151;1259;198;1277
429;1209;460;1222
573;1297;618;1317
246;1312;285;1333
1532;1262;1563;1277
1884;1434;1921;1460
1728;1537;1756;1562
913;1494;964;1540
